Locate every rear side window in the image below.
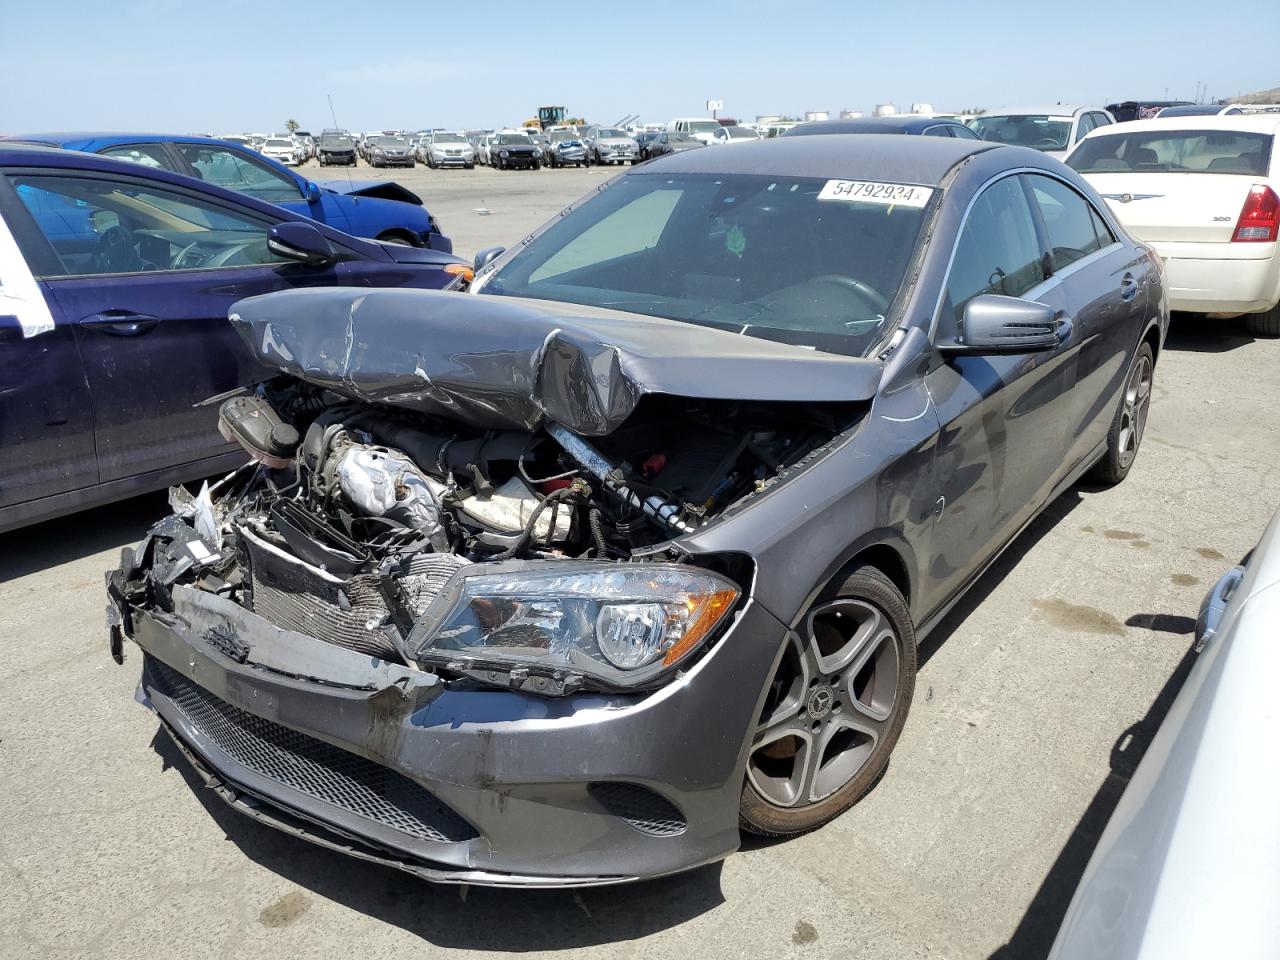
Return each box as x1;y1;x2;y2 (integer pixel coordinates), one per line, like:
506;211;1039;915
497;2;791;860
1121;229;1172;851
174;144;302;202
945;176;1046;330
100;144;173;170
1026;175;1109;270
1090;206;1115;246
1069;130;1273;175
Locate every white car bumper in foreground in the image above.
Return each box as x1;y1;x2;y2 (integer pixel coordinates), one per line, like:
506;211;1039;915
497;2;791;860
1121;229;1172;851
1149;239;1280;315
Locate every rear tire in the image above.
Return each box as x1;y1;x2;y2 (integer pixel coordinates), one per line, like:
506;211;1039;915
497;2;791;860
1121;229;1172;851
1090;341;1154;485
1244;304;1280;337
740;565;916;837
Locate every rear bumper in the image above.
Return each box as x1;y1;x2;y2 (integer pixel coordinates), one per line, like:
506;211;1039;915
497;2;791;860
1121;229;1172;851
1149;240;1280;314
118;581;786;886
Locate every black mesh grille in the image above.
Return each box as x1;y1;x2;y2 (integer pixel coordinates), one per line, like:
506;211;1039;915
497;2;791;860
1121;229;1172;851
147;658;477;844
588;782;687;837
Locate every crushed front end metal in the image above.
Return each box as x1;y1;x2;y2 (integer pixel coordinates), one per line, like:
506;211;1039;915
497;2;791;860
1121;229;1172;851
107;289;862;885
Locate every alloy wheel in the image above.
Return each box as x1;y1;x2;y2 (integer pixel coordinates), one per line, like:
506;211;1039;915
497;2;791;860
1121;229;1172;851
748;599;902;808
1117;352;1153;469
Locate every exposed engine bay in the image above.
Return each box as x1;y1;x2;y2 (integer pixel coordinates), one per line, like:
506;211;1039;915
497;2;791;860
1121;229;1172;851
114;373;854;694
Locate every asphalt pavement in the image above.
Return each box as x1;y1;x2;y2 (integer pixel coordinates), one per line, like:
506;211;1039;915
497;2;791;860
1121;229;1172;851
2;160;1278;959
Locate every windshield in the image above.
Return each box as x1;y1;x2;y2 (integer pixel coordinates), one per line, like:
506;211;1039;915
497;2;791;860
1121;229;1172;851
498;134;530;145
687;120;721;134
550;131;579;142
482;173;930;356
1068;130;1272;175
320;134;351;145
969;115;1073;151
266;139;293;147
377;136;408;147
433;133;465;143
598;128;627;138
725;126;757;138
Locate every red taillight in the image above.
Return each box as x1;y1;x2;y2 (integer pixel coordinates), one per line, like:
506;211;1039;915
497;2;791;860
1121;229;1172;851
1231;184;1280;242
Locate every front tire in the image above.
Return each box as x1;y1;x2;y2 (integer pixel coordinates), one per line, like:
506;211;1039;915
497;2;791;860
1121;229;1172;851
1090;341;1154;485
740;565;916;837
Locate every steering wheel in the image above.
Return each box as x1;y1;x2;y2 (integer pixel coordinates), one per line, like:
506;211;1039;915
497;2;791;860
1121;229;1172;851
807;274;891;314
169;240;202;270
91;225;141;273
1035;138;1062;148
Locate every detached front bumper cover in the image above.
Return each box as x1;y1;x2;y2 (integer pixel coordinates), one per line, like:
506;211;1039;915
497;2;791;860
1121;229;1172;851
107;540;788;886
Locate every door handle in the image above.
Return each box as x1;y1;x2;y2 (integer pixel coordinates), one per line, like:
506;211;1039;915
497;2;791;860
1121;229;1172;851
80;312;160;336
1120;273;1139;302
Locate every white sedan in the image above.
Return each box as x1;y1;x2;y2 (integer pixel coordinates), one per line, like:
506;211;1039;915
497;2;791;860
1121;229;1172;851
1050;508;1280;960
260;137;299;166
709;125;761;145
1068;115;1280;335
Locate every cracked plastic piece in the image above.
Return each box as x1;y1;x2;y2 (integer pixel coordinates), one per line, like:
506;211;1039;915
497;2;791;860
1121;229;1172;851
228;287;882;436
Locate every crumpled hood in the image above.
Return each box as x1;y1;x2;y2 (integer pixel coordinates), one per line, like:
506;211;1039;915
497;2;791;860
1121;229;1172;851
228;288;882;435
315;179;423;206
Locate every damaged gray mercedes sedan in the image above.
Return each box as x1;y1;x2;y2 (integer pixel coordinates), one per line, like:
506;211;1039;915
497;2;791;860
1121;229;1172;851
107;136;1167;887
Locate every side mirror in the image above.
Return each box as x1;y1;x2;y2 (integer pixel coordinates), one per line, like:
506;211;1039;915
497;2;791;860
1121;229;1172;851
944;294;1067;354
268;222;334;264
474;246;506;272
304;180;322;204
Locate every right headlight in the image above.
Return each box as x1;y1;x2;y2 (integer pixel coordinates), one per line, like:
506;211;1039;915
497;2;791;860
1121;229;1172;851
409;562;739;692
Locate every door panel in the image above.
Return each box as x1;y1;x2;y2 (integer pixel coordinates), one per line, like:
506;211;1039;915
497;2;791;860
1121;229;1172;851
920;175;1076;614
1026;174;1149;468
0;315;97;508
6;170;345;483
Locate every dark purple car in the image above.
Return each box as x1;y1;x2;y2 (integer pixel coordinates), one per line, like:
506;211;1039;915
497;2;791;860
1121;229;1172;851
0;144;468;533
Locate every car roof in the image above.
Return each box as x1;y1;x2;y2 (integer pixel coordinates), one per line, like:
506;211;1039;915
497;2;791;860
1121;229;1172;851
1083;114;1280;135
1;132;269;153
1156;104;1240;116
632;134;998;185
980;106;1091;117
786;116;967;135
0;144;316;221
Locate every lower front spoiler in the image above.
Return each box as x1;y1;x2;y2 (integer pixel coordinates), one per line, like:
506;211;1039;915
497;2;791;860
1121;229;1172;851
122;581;788;887
153;713;633;888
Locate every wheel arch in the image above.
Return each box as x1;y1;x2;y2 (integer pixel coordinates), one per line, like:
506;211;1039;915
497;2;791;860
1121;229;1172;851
1142;319;1162;365
786;531;919;631
375;228;420;247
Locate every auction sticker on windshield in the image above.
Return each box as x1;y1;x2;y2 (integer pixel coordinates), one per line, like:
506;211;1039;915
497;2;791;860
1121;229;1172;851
818;180;934;208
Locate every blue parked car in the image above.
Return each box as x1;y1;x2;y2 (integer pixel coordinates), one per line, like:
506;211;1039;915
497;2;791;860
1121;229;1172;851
0;143;468;533
3;133;452;252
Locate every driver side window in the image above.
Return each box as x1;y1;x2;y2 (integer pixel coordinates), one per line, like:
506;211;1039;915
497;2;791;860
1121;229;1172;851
944;176;1045;334
9;174;289;278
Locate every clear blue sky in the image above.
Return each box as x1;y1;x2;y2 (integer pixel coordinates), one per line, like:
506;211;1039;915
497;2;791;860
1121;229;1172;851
2;0;1277;133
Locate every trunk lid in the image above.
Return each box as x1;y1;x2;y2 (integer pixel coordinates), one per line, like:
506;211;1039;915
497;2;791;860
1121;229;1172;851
1083;172;1263;243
